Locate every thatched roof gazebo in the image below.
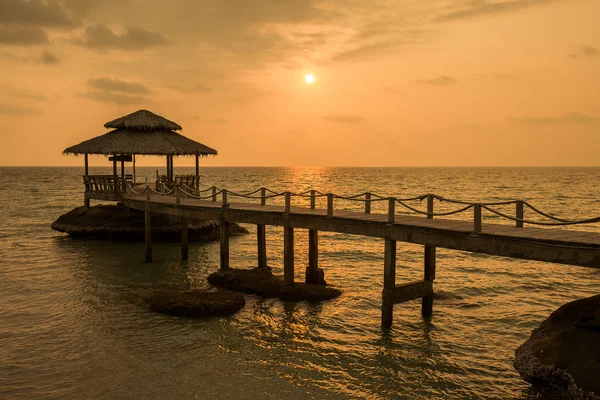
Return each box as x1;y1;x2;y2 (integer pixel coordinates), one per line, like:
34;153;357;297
64;109;217;206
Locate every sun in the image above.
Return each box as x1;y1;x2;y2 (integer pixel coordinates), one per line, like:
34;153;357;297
305;74;315;84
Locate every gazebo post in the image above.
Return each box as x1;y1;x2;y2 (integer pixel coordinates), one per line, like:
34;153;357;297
195;155;199;189
112;154;117;176
170;155;174;182
84;153;90;208
132;155;136;183
166;156;170;183
120;155;125;180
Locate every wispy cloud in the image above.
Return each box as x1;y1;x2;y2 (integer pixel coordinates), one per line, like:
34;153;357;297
0;103;42;115
321;114;365;123
88;77;149;94
416;75;457;85
75;24;167;51
511;113;599;125
436;0;553;22
0;26;48;45
80;91;150;105
569;45;599;60
167;83;213;93
41;50;61;65
0;0;80;28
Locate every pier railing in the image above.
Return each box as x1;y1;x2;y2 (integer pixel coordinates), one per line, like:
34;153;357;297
126;183;600;231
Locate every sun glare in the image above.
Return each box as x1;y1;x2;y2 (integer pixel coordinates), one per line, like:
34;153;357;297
305;74;315;84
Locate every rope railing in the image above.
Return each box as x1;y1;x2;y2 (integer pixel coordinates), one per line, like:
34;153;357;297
124;183;600;231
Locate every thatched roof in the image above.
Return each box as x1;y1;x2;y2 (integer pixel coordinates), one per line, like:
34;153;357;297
63;129;217;156
104;109;182;131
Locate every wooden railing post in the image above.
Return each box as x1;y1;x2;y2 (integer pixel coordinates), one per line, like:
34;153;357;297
260;188;266;206
222;189;228;207
145;185;151;201
175;184;181;205
516;200;524;227
388;197;396;224
365;192;371;214
474;204;482;233
327;194;334;216
212;186;217;202
285;191;291;213
310;190;316;209
427;195;434;219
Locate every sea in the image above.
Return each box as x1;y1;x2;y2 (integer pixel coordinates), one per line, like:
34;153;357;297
1;166;599;400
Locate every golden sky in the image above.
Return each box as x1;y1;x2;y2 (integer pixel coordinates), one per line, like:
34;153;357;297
0;0;599;167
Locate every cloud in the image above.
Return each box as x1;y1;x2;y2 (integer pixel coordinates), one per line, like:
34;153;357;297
511;113;599;125
11;90;48;101
569;45;599;60
41;50;61;64
0;26;49;45
0;0;79;28
167;83;213;93
75;24;167;51
321;115;365;123
0;103;42;115
80;91;150;105
436;0;552;22
88;77;149;94
416;75;458;85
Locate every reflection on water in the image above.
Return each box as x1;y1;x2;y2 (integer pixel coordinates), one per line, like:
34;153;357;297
1;167;599;399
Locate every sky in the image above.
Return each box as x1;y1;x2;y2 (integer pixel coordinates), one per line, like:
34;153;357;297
0;0;598;167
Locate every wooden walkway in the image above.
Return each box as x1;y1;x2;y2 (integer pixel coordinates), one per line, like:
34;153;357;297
121;187;600;327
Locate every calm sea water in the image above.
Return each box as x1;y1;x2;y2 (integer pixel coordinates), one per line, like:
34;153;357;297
1;167;599;400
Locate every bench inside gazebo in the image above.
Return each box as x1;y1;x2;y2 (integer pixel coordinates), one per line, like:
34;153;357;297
63;110;217;207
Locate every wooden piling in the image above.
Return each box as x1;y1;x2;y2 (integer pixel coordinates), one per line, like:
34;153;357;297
427;195;434;219
422;244;436;317
181;217;189;260
257;224;267;268
382;238;396;327
308;229;318;272
220;218;230;270
284;226;294;283
145;210;152;262
327;194;334;216
365;192;371;214
388;198;396;224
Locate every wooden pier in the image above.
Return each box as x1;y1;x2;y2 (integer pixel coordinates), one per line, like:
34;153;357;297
122;184;600;327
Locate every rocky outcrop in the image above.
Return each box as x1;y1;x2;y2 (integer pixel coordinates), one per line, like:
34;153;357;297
145;290;246;318
52;204;248;241
514;294;600;399
207;267;341;302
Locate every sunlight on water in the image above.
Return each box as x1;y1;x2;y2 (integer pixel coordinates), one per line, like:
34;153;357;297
1;167;599;399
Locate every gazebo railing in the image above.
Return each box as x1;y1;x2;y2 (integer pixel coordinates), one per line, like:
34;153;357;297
83;175;125;197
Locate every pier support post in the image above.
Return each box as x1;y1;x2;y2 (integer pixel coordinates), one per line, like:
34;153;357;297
181;217;189;260
145;210;152;262
284;225;294;284
306;229;321;284
220;217;230;270
257;224;267;268
421;244;436;317
382;238;396;328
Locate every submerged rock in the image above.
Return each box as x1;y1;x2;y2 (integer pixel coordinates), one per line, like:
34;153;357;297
52;204;248;241
145;290;245;318
514;294;600;399
207;267;341;302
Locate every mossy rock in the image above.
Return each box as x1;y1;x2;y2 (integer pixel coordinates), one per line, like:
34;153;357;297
145;290;246;318
514;294;600;399
52;204;248;242
207;267;341;302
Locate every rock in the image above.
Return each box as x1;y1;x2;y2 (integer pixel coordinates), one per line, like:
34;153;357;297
305;267;326;285
207;267;341;302
145;290;245;318
514;294;600;399
52;204;248;241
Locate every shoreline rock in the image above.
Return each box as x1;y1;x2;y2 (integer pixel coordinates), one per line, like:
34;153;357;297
145;290;246;318
514;294;600;399
207;267;342;302
52;204;248;242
